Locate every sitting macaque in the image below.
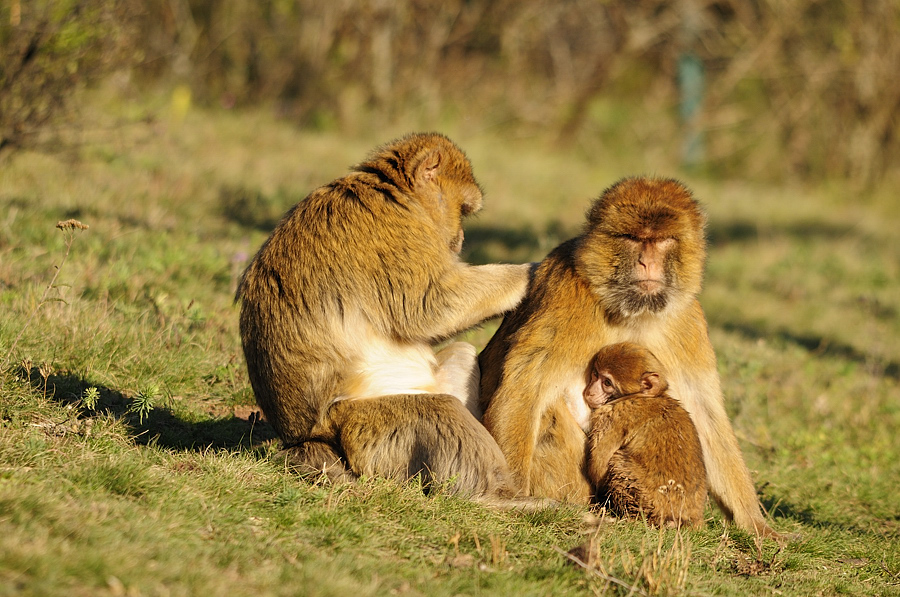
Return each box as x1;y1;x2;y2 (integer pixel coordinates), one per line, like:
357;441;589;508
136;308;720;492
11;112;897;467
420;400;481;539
585;342;708;528
236;133;530;499
480;177;781;539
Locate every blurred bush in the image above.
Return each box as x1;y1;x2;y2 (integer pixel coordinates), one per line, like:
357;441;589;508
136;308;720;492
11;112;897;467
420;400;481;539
0;0;134;151
697;0;900;187
3;0;898;187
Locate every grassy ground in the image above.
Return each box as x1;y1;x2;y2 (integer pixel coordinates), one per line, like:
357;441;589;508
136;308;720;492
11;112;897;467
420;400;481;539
1;90;898;596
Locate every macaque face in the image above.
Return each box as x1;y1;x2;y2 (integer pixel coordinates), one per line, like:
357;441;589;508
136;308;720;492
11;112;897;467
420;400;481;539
413;139;483;254
449;178;481;253
442;181;481;254
583;178;707;319
624;235;677;294
583;344;667;410
611;230;680;315
583;367;620;409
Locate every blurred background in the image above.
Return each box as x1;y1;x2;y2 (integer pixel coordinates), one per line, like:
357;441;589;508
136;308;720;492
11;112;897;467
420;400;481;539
3;0;899;189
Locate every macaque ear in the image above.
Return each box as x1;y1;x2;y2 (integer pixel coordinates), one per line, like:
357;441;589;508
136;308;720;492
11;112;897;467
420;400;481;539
416;149;442;183
641;373;662;396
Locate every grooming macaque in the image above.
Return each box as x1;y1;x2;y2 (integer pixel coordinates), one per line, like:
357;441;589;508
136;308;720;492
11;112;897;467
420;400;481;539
237;133;529;498
585;342;707;528
480;176;781;538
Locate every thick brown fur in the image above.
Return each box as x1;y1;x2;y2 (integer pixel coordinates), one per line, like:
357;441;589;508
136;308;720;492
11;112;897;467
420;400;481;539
585;342;707;528
480;176;781;538
237;132;529;498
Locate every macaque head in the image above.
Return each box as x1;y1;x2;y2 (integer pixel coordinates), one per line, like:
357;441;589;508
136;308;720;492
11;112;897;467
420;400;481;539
583;342;668;408
578;177;707;318
361;133;483;253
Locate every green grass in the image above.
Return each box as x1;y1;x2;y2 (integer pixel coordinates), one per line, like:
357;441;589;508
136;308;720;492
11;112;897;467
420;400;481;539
1;89;898;596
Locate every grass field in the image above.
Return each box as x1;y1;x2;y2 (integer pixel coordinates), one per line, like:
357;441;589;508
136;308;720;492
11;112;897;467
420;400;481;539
1;90;898;596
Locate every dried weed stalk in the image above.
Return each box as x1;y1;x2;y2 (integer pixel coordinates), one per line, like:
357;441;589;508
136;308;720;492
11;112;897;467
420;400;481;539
562;525;692;596
3;220;89;368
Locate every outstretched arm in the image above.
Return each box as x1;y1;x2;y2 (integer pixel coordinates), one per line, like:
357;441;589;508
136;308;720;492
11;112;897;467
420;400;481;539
408;262;532;342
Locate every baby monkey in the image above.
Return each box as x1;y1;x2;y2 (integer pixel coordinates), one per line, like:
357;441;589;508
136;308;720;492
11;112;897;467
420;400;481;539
585;342;707;528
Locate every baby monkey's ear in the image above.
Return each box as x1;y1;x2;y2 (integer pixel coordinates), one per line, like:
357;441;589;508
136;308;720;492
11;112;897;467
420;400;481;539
640;372;663;397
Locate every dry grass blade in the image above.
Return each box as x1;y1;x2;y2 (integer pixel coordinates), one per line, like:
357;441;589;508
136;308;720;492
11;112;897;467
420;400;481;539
555;545;650;597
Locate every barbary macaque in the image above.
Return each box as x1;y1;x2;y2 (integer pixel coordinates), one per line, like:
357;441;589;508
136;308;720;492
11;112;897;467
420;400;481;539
237;133;529;499
585;342;707;528
480;176;782;539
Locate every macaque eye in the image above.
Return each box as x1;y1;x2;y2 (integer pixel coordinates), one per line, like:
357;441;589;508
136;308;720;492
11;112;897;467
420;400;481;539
659;237;677;249
602;378;613;389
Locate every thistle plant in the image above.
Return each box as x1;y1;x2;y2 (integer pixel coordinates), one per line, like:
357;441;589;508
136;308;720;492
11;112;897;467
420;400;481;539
82;386;101;410
128;384;159;424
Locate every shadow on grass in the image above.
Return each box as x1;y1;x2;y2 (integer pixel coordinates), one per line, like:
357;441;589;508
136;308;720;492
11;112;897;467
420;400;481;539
759;492;893;538
22;367;276;453
760;493;817;528
707;219;860;248
710;318;900;380
462;220;575;264
218;185;302;232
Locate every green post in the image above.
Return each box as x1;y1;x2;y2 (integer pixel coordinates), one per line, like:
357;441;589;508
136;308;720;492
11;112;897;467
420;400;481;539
678;0;705;168
678;52;705;168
